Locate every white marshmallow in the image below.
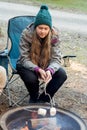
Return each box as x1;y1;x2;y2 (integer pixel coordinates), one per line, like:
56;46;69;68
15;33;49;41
38;108;47;116
50;107;56;116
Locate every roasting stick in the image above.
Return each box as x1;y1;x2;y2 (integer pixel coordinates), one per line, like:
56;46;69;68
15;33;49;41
2;81;56;116
38;80;57;116
2;89;56;113
39;79;56;107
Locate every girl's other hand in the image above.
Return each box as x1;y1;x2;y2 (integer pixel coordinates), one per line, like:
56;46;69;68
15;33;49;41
45;70;52;84
38;68;46;81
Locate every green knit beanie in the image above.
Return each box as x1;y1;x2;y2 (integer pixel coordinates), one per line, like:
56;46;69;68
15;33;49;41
34;5;52;29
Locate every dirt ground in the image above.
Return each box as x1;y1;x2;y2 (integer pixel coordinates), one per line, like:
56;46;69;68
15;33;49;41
0;21;87;128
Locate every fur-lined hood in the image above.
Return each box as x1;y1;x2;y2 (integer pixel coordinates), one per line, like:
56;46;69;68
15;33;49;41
0;66;7;94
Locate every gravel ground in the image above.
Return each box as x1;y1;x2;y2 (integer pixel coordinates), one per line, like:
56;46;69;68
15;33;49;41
0;21;87;128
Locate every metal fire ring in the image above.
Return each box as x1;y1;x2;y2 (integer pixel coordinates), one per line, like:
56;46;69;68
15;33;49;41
0;104;87;130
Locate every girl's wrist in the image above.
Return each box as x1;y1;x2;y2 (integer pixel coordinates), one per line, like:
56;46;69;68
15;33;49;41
45;68;54;75
34;67;40;73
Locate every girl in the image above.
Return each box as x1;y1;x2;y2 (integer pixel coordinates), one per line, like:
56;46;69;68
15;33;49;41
16;5;67;103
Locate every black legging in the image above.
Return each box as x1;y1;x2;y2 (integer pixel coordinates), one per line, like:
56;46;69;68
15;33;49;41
16;64;67;102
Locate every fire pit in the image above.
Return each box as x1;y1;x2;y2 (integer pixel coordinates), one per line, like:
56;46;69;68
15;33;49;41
0;104;86;130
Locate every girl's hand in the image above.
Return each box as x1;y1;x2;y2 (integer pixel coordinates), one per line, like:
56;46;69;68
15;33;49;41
38;68;46;81
45;70;52;84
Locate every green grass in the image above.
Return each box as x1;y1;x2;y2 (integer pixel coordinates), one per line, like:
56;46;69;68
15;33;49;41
30;0;87;12
1;0;87;13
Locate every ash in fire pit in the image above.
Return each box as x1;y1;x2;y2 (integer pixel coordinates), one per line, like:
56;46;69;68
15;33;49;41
0;104;86;130
20;117;60;130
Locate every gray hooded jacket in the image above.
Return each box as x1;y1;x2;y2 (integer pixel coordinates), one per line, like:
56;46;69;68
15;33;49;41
17;23;62;74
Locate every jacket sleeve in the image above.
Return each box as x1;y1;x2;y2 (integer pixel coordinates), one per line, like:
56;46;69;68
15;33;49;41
46;31;62;74
18;27;38;71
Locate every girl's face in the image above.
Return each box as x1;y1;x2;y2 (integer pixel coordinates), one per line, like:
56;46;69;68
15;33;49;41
36;25;50;38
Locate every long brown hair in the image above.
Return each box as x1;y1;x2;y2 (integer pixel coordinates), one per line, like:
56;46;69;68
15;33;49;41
30;30;52;69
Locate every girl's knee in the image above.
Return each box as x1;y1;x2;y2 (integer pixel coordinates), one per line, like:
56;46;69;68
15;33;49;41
56;67;67;80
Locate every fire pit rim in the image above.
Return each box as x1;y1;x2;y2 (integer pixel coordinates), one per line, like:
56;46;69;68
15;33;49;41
0;104;87;130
